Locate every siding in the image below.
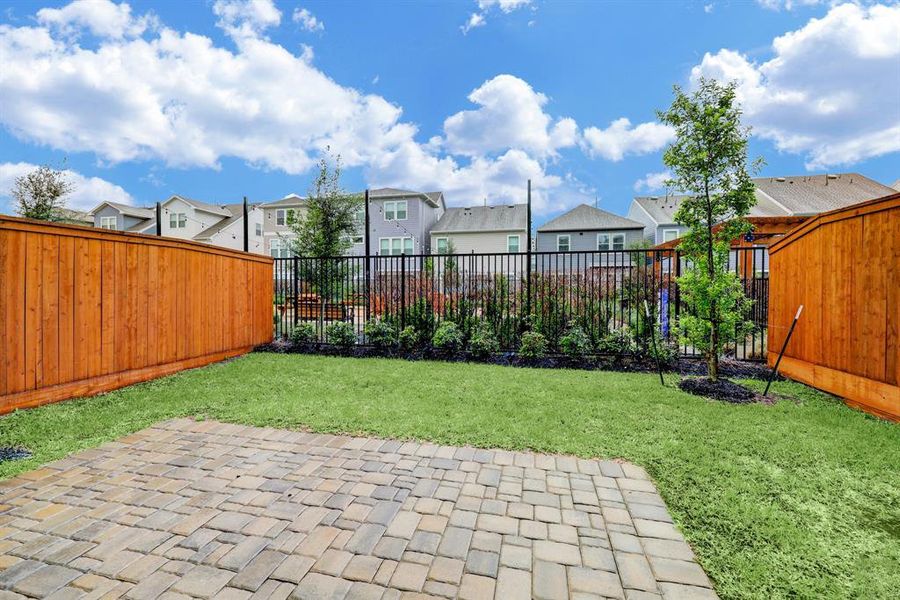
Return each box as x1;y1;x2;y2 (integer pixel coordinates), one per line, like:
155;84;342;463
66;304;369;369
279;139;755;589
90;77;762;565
429;230;526;254
535;228;644;269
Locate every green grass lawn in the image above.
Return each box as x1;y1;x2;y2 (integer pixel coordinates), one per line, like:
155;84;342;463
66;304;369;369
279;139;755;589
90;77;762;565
1;353;898;599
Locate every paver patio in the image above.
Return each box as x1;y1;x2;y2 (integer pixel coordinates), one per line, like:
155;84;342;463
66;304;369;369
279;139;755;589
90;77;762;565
0;419;716;599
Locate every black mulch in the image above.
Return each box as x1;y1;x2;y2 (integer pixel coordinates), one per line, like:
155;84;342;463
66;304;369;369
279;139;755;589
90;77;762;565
678;377;757;403
0;447;32;463
255;339;780;381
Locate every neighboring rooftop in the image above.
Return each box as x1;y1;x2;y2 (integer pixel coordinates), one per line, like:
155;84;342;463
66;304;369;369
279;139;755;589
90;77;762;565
538;204;645;232
431;204;527;234
634;173;895;224
89;201;154;219
262;194;305;208
369;187;444;208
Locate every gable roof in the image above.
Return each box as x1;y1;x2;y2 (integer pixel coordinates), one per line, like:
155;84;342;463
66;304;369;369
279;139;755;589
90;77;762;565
633;173;895;225
891;179;900;192
369;187;443;208
88;201;154;220
127;218;157;233
193;204;257;240
538;204;644;233
163;195;231;217
431;204;527;234
262;194;305;208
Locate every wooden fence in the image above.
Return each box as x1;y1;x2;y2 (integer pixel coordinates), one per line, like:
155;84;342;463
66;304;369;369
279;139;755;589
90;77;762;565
0;216;273;414
768;192;899;421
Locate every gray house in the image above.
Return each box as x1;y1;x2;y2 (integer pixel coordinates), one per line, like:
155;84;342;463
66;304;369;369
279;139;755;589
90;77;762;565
365;188;445;257
429;204;527;255
536;204;645;269
627;172;896;245
91;201;157;234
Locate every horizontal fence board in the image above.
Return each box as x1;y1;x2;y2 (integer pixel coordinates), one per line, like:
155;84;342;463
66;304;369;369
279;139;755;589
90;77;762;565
0;216;273;414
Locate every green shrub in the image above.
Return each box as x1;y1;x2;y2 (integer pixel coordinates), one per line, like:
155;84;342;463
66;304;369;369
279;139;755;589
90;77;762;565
432;321;463;352
518;331;548;359
559;325;592;358
398;326;420;352
325;321;356;348
290;322;316;345
468;322;499;359
364;319;398;349
597;329;635;356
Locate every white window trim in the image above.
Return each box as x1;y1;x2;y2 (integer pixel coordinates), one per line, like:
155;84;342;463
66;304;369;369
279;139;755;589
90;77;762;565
507;234;520;253
384;200;408;221
557;234;571;252
662;228;680;243
379;236;413;255
170;212;187;229
99;216;117;230
435;237;448;254
276;209;286;226
255;223;262;236
612;233;626;251
597;233;610;251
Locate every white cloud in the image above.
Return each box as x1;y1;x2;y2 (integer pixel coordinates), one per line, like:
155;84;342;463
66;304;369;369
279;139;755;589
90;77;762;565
292;7;323;32
704;4;714;14
212;0;281;41
756;0;824;10
692;2;900;168
634;170;672;192
442;75;578;158
0;162;134;212
36;0;155;38
582;118;674;161
461;12;485;34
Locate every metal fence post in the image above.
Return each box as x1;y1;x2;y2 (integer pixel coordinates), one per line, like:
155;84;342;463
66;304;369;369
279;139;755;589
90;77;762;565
292;256;299;327
364;189;371;323
156;202;162;236
242;196;249;252
400;254;406;330
525;179;532;324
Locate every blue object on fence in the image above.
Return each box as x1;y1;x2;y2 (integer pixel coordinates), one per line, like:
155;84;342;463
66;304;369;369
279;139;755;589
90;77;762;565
660;288;669;337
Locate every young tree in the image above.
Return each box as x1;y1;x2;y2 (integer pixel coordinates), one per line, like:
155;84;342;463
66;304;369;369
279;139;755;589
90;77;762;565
286;153;362;301
11;164;73;221
658;78;762;380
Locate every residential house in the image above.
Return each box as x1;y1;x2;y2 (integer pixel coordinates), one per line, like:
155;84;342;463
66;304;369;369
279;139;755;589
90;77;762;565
261;194;305;258
366;187;445;257
628;172;896;245
535;204;646;270
88;195;265;254
430;204;527;255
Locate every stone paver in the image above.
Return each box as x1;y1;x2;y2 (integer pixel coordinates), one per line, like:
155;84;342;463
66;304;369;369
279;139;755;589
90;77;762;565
0;418;717;599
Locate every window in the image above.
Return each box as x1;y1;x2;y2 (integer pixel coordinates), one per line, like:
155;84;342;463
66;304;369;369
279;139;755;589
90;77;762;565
557;235;570;252
270;238;292;258
663;229;680;243
436;237;448;254
255;223;262;236
351;235;364;245
99;216;117;230
597;233;626;251
507;235;520;253
169;213;187;229
354;206;365;224
380;237;413;255
276;209;285;226
384;200;408;221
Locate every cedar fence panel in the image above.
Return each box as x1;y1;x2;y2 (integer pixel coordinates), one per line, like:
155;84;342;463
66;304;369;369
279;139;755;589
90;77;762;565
0;216;273;414
768;192;900;421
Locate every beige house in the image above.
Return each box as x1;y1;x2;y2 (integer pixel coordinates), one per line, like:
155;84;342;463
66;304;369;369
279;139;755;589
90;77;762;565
88;195;265;254
429;204;527;255
261;194;306;258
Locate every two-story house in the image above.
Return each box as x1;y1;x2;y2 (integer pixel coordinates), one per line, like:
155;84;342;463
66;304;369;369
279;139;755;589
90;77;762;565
261;194;305;258
535;204;646;270
429;204;527;255
365;188;445;257
88;195;265;254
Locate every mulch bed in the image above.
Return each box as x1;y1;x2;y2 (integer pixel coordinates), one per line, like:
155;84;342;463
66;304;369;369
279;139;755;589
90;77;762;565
255;339;780;381
678;377;758;403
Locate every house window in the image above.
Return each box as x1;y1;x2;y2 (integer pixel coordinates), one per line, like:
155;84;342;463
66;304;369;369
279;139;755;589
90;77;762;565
507;235;520;253
436;237;448;254
351;234;364;245
557;235;570;252
276;209;285;226
270;238;292;259
169;213;187;229
663;229;680;243
380;237;413;255
384;200;408;221
597;234;609;251
354;206;365;224
99;216;117;230
597;233;625;251
255;223;262;236
276;208;296;226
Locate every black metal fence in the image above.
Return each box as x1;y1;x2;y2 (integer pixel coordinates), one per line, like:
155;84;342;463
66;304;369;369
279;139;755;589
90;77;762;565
272;247;769;360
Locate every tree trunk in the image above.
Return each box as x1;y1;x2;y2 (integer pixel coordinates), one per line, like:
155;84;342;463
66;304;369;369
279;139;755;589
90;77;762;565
705;184;719;381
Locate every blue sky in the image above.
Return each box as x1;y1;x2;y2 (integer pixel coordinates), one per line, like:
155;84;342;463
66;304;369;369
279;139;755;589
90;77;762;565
1;0;898;226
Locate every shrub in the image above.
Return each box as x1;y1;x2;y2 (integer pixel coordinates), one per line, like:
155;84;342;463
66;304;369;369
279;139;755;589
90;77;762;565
398;326;420;352
290;322;316;345
597;329;635;356
559;325;592;358
468;322;499;359
518;331;548;359
432;321;464;353
364;319;398;349
325;321;356;348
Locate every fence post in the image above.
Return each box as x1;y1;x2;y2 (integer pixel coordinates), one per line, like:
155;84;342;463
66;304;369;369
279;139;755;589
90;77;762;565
292;257;299;327
364;189;371;323
400;254;406;330
525;179;532;324
242;196;249;252
156;202;162;236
